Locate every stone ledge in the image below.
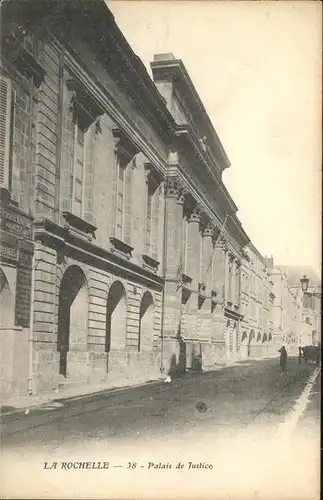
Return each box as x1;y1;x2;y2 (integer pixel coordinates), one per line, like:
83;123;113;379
142;254;159;273
109;237;133;260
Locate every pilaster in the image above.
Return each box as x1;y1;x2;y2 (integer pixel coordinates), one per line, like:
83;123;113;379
198;223;213;340
162;176;186;342
185;203;203;340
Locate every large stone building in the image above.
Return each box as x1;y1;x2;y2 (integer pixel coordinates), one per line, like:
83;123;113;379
0;0;319;398
150;53;250;373
239;244;275;359
1;0;178;396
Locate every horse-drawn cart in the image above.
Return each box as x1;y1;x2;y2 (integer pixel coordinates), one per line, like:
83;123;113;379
302;345;321;365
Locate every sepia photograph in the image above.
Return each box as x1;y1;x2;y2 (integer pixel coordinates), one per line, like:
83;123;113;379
0;0;321;499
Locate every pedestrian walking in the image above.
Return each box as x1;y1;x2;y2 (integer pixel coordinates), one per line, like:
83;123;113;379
278;346;287;371
298;346;302;364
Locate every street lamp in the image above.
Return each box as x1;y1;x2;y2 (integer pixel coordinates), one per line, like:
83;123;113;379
299;274;310;349
300;274;309;292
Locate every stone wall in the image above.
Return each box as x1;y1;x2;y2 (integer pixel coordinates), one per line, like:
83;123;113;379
35;38;60;219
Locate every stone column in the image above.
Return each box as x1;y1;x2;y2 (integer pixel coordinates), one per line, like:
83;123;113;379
212;239;227;337
162;177;185;374
180;203;202;371
232;258;236;303
235;260;241;307
235;260;242;356
198;223;213;341
186;204;202;285
201;223;214;291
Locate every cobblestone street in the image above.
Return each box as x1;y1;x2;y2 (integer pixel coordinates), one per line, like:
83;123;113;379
1;357;320;499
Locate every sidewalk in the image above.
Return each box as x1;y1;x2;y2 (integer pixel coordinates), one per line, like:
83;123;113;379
0;355;278;418
0;375;166;417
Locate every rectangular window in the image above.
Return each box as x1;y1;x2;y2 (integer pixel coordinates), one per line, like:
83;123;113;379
116;158;126;240
145;186;153;254
235;269;239;303
70;119;86;217
228;263;232;301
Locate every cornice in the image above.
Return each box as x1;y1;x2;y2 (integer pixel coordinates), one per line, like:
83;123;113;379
176;142;239;227
63;47;168;177
151;58;231;171
1;0;178;145
34;218;164;290
175;124;222;179
176;126;238;217
1;2;173;178
2;36;46;88
112;127;140;161
227;214;250;248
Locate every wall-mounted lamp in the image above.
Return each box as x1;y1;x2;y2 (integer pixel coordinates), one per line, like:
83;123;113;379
300;274;310;292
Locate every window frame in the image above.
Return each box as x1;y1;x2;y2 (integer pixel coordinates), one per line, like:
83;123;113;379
115;154;127;241
70;116;87;218
145;182;153;254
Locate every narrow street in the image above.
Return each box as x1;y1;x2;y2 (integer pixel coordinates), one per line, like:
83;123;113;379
1;357;320;500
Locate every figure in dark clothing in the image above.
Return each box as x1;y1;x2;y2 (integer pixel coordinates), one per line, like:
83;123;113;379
298;346;302;364
279;346;287;371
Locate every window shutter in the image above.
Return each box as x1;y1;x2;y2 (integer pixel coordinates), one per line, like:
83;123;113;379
0;75;12;189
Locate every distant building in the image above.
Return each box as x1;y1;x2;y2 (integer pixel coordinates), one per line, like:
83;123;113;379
280;265;321;347
239;244;275;359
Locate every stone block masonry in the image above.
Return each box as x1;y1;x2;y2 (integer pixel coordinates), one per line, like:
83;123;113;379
33;243;57;344
35;39;60;219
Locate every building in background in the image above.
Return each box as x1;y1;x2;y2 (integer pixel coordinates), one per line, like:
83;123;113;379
280;266;321;348
265;263;294;352
0;0;320;398
265;260;321;354
239;244;275;359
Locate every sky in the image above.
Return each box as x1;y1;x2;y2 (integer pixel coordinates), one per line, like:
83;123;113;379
108;1;322;275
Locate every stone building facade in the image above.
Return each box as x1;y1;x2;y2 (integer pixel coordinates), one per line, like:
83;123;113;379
150;54;250;373
1;0;317;398
1;0;175;395
239;244;275;359
264;260;321;354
